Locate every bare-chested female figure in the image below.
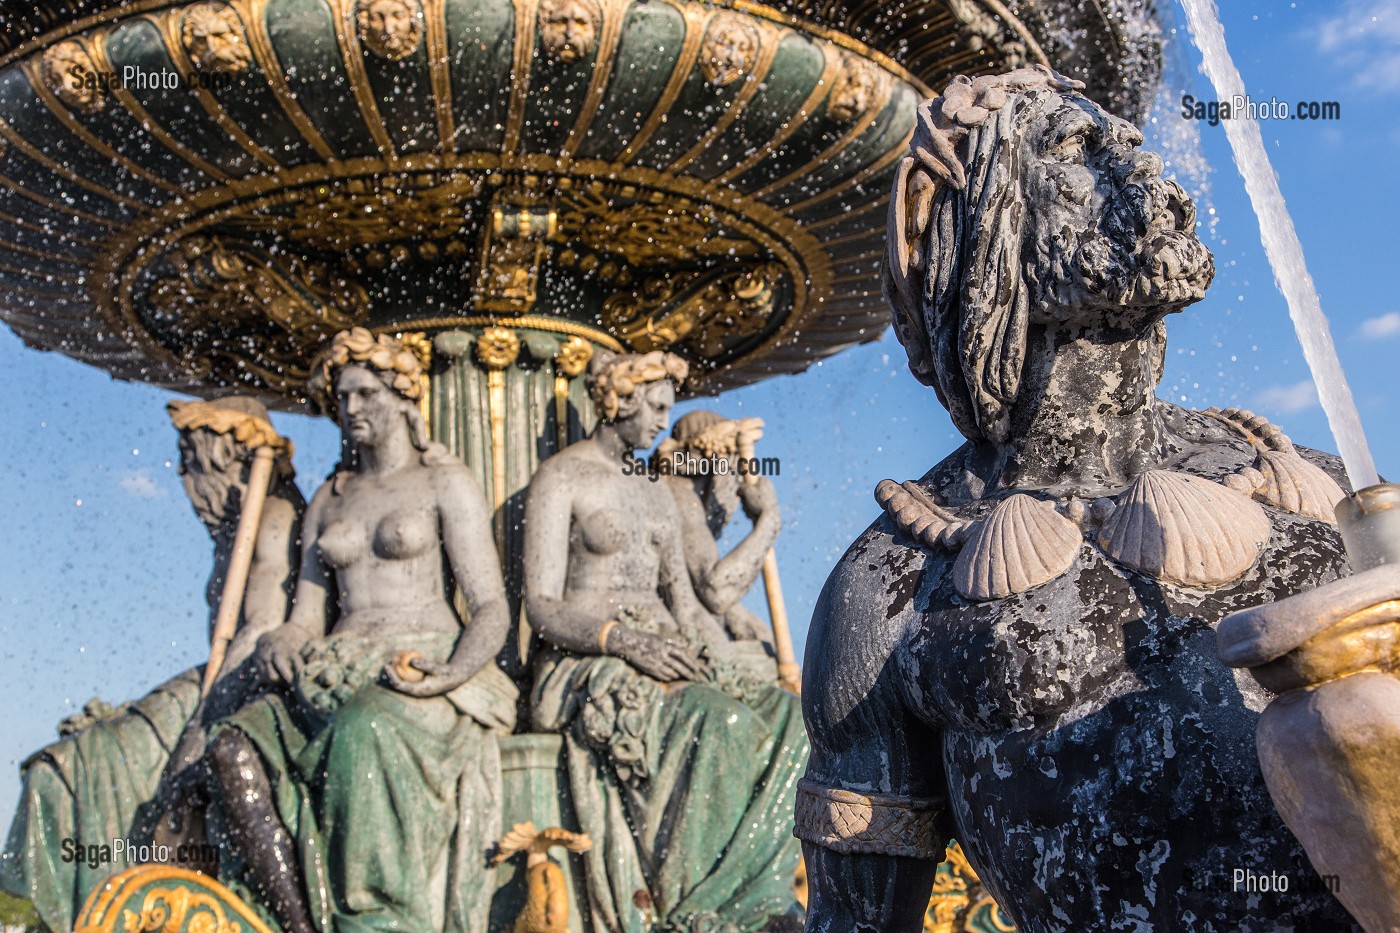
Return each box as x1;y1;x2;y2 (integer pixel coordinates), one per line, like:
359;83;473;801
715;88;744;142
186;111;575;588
206;328;515;933
524;350;807;933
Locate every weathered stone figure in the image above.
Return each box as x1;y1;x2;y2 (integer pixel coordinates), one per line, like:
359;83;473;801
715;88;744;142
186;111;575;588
1;397;303;933
206;328;517;933
524;351;808;933
799;67;1358;931
655;410;780;644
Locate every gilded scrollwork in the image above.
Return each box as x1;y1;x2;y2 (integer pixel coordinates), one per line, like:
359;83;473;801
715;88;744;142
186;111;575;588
284;174;483;250
476;202;556;313
73;866;275;933
553;189;758;268
602;262;783;356
182;3;253;75
355;0;424;61
146;235;367;394
539;0;603;63
924;844;1017;933
700;13;760;87
41;39;105;114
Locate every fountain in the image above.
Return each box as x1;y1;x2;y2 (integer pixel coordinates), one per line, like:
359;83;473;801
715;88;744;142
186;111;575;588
0;1;1163;931
798;62;1377;932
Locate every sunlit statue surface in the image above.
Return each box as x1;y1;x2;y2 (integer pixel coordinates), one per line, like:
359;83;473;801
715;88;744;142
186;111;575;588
656;410;780;645
1;397;303;933
524;351;808;933
799;67;1359;932
206;328;517;933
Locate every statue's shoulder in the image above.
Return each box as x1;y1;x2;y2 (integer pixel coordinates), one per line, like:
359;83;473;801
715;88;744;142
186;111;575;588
807;484;951;704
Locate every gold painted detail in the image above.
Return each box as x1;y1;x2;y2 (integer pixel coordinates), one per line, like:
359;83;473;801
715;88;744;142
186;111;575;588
285;173;485;252
381;315;623;352
475;325;522;370
828;53;887;123
476;200;557;314
148;235;367;393
552;336;591;448
603;262;782;357
73;865;275;933
553;334;593;378
41;39;105;113
793;778;945;860
182;3;252;74
356;0;425;61
553;188;758;268
925;843;1017;933
167;399;290;453
539;0;602;63
700;12;759;87
492;822;593;933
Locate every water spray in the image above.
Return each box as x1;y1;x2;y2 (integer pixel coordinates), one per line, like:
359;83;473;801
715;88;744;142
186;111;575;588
1180;0;1398;570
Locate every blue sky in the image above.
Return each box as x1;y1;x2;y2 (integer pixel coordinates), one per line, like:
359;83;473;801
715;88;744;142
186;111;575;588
2;0;1399;829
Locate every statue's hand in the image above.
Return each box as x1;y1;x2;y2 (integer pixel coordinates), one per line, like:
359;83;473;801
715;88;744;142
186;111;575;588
382;652;473;698
255;626;307;687
737;475;778;520
608;627;710;683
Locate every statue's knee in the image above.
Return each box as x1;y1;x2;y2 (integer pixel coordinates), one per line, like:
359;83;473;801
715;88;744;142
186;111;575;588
206;728;256;787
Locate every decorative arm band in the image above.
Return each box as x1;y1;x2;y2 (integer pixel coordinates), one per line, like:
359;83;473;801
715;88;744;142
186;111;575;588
793;779;946;860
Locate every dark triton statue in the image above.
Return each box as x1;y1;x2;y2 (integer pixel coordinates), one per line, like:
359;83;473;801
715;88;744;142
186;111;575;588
798;66;1360;932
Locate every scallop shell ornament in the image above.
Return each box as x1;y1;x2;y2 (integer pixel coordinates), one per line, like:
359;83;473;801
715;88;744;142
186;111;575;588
952;494;1081;601
1253;450;1346;523
1097;470;1271;588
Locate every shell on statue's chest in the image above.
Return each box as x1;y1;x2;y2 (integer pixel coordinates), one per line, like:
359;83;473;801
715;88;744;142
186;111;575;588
318;507;437;568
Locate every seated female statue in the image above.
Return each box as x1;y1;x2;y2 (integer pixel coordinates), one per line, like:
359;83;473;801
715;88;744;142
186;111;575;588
206;328;517;933
523;350;807;933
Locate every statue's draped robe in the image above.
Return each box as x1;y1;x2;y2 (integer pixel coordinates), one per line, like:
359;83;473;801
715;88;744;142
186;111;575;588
1;668;203;932
533;645;807;933
210;631;517;933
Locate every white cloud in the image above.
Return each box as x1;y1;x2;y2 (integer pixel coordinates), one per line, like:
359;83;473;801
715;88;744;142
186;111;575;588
1314;0;1400;91
1255;379;1319;414
1360;311;1400;338
119;469;164;499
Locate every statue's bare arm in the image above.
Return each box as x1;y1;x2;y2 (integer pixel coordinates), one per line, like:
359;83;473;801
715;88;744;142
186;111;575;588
800;523;950;931
256;485;333;684
655;491;730;653
669;480;725;605
522;460;607;654
671;476;780;614
384;464;509;696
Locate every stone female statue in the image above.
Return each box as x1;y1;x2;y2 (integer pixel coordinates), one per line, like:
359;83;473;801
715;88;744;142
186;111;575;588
1;397;303;933
799;68;1359;931
523;351;807;933
654;410;779;645
206;328;517;933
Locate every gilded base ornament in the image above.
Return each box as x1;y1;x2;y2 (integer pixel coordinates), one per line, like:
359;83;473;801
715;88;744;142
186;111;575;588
925;844;1016;933
492;822;593;933
73;865;276;933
